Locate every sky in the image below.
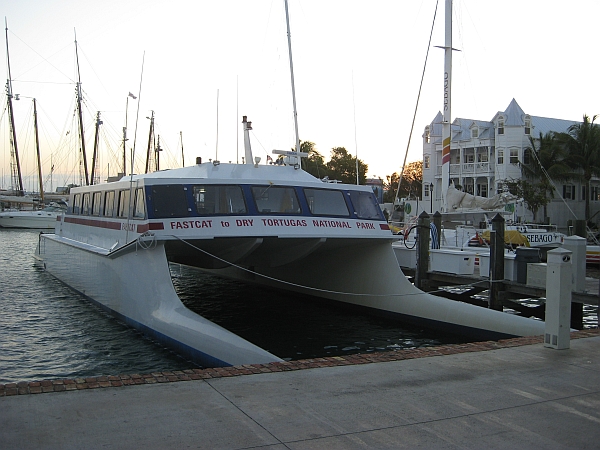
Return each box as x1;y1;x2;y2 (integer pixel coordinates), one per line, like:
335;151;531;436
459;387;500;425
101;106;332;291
1;0;599;192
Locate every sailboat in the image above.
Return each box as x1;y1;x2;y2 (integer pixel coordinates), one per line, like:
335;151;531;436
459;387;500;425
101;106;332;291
34;0;546;368
0;21;66;229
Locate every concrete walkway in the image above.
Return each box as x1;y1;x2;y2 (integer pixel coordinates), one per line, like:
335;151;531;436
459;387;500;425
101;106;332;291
2;333;599;449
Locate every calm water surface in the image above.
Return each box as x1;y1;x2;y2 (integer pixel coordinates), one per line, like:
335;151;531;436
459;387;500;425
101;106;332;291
4;230;594;384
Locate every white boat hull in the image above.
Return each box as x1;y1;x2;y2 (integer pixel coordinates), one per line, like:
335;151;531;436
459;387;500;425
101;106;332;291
35;234;282;367
0;211;59;229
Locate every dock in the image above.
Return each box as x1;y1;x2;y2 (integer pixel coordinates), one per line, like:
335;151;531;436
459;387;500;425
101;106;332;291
400;265;599;328
1;330;598;448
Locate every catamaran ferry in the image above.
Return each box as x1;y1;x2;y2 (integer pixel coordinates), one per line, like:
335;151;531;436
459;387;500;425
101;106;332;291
34;116;547;368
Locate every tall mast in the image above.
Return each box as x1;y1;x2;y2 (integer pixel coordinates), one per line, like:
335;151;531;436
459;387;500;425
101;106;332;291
284;0;301;162
440;0;452;212
180;131;184;167
145;110;154;174
33;98;44;203
90;111;102;185
74;29;89;185
5;18;23;195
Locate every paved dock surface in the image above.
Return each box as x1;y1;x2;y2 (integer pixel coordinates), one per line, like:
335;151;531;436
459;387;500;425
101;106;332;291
2;332;599;449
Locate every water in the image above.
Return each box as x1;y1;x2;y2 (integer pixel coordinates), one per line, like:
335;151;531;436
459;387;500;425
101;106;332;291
10;230;594;384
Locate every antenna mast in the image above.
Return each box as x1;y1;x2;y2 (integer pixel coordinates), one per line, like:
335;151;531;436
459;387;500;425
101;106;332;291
284;0;301;162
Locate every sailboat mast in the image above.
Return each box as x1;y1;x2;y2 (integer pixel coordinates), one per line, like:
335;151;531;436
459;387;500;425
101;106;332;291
145;110;154;174
440;0;452;212
74;30;89;186
33;98;44;203
5;18;23;195
90;111;102;185
284;0;301;161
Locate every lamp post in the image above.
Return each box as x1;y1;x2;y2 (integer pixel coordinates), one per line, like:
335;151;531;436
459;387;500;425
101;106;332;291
430;182;434;213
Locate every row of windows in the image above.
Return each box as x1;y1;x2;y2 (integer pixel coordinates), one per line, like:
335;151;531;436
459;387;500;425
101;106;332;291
72;188;145;219
70;185;382;221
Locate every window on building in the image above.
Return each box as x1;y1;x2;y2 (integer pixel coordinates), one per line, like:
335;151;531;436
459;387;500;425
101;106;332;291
466;154;474;163
592;186;600;201
524;117;531;135
471;128;478;138
477;184;488;197
424;126;430;143
477;153;488;163
523;148;532;165
424;184;430;198
563;185;575;200
424;155;430;169
497;149;504;164
510;148;519;164
498;119;504;135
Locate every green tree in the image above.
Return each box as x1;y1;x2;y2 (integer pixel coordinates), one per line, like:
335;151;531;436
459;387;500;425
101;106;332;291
520;132;570;221
325;147;367;184
555;114;600;220
298;141;327;178
384;161;423;203
504;178;548;222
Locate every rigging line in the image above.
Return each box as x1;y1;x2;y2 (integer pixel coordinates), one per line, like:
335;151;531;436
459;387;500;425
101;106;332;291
395;0;439;203
171;235;482;298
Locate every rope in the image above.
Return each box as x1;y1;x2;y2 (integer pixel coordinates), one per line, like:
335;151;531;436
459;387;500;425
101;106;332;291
170;235;484;298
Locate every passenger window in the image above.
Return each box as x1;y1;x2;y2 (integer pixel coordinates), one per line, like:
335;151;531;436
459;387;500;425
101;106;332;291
151;185;190;218
92;192;102;216
133;188;145;219
118;190;130;218
251;186;300;214
193;185;247;215
82;193;91;215
349;191;381;219
104;191;115;217
72;194;82;214
304;188;349;216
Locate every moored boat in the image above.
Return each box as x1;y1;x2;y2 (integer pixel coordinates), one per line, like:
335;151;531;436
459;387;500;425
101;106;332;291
0;203;65;229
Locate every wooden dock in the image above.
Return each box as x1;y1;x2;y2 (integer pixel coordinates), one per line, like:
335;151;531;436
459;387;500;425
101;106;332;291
400;266;599;329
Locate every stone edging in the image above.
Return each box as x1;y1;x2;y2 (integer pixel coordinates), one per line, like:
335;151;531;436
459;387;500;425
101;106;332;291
2;329;598;397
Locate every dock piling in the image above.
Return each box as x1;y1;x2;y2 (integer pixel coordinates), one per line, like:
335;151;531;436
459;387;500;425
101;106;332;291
489;213;505;311
415;211;430;290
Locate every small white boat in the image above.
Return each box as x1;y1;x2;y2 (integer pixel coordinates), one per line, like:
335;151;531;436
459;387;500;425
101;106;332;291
0;203;65;229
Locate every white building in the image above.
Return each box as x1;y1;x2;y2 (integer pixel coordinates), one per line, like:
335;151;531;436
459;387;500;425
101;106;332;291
421;99;597;230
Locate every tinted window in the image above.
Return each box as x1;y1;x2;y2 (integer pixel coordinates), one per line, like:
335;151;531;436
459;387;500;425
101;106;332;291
133;188;145;219
193;185;247;215
104;191;115;217
92;192;102;216
304;188;349;216
251;186;301;214
349;191;381;219
118;190;130;218
151;185;190;218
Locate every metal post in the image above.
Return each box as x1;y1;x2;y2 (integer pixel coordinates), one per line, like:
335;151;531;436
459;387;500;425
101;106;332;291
489;213;505;311
544;248;572;349
415;211;430;289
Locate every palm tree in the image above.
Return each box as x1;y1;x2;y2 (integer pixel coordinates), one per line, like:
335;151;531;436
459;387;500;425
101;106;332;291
520;131;570;221
555;114;600;221
298;141;327;178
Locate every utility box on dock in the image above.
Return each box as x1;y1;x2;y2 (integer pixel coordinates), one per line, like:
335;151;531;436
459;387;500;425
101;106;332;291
478;252;517;281
430;249;476;275
563;236;586;292
544;248;572;350
515;247;541;284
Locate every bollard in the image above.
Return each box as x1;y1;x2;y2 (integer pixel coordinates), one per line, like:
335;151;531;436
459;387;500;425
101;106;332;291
414;211;430;290
544;247;572;350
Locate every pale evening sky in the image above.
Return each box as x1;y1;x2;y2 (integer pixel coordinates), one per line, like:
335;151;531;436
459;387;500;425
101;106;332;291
1;0;599;191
